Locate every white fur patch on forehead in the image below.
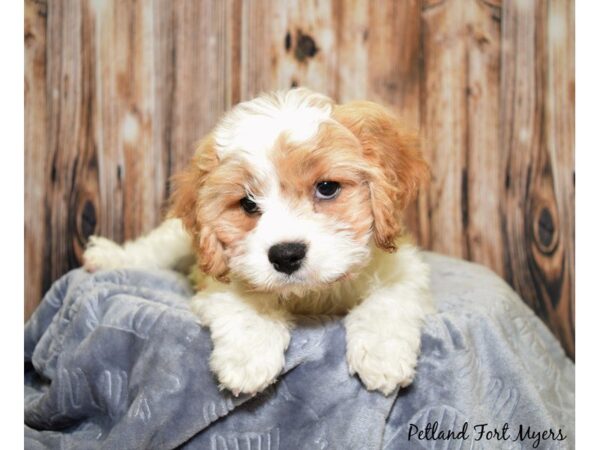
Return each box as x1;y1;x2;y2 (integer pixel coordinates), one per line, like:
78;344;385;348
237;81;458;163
214;89;334;161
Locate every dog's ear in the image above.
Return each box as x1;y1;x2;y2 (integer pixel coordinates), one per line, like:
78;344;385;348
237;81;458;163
168;136;229;280
333;101;430;251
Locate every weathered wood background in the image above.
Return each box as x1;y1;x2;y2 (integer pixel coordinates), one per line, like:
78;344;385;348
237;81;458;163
25;0;575;358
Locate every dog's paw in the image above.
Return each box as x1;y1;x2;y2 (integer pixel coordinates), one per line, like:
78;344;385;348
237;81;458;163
209;340;286;396
83;236;126;272
346;332;418;395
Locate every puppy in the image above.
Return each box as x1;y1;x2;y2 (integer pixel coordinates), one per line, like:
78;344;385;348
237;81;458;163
84;88;434;396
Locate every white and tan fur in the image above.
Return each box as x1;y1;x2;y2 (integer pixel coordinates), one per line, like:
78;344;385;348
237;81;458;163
84;88;434;396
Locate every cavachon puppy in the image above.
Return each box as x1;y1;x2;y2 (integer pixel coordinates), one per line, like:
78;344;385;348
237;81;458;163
83;88;434;396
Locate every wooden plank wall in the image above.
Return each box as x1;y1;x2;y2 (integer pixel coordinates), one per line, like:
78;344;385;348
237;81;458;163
24;0;575;358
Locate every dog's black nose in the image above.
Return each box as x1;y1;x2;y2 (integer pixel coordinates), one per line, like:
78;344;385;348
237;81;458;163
268;242;307;274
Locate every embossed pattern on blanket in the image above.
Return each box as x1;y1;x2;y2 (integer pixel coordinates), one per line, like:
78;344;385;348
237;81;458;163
24;253;574;450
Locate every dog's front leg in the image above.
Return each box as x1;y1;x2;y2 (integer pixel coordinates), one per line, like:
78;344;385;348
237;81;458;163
345;248;433;395
83;218;193;272
191;288;291;396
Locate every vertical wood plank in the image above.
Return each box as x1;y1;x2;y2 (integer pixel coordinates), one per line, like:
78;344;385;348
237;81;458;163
44;0;100;300
500;0;574;358
169;0;230;175
227;0;243;106
152;0;176;206
365;0;423;238
332;0;369;102
545;0;575;356
366;0;421;127
24;0;48;319
238;0;278;98
464;1;503;272
93;0;164;241
421;0;469;257
420;0;504;271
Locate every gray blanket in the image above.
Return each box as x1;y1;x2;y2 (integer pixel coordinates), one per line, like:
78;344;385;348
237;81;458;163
24;253;574;449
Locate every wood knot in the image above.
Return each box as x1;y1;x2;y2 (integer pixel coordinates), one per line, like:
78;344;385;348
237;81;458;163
474;29;491;47
24;31;36;46
284;31;292;51
534;206;558;255
80;199;97;241
294;30;319;62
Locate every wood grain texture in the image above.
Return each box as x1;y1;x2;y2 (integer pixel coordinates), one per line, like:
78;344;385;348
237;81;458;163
421;0;470;258
544;0;574;356
24;0;48;319
366;0;424;238
24;0;575;357
500;0;574;357
94;0;162;242
464;0;503;271
44;0;99;302
169;0;232;174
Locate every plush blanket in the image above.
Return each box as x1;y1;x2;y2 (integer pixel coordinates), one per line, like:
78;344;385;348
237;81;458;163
24;253;574;449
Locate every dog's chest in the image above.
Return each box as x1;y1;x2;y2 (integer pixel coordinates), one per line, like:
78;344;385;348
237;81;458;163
279;281;366;316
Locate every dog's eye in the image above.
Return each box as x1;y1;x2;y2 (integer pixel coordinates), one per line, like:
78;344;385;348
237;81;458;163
240;196;260;214
315;181;341;200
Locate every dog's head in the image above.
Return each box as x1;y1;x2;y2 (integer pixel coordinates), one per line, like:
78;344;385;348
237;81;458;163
170;89;429;294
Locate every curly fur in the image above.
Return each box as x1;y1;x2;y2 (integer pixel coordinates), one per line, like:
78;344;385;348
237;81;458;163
84;88;434;396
